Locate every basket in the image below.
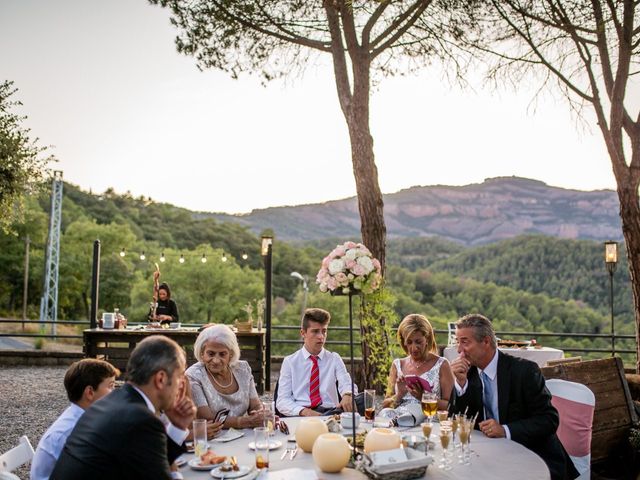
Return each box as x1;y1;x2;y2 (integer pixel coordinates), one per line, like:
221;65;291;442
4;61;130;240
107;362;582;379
357;448;433;480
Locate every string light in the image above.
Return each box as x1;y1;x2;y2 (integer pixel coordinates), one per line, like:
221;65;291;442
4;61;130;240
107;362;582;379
242;252;248;260
160;252;166;263
221;253;228;262
201;254;207;264
120;248;126;257
179;254;185;264
139;251;146;260
116;248;243;264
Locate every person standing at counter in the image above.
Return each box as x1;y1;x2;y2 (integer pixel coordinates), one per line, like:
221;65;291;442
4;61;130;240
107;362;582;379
149;271;179;325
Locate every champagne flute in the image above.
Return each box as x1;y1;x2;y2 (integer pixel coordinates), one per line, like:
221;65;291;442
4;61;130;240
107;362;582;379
438;427;452;470
458;419;471;465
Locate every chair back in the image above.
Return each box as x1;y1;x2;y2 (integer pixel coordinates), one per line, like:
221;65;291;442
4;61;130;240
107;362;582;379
546;379;595;478
0;435;34;472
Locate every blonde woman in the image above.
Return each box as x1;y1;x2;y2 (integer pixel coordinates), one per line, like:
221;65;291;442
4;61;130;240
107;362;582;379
383;314;454;411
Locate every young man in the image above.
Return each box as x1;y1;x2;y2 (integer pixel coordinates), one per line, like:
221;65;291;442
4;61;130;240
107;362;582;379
31;358;120;480
51;336;196;480
449;313;578;480
276;308;361;416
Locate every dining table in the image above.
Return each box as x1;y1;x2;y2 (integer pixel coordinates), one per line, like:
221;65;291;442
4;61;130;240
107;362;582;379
443;346;564;368
179;416;550;480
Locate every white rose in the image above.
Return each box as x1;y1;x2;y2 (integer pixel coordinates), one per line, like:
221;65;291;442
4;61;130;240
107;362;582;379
328;258;345;275
357;256;374;274
344;248;357;261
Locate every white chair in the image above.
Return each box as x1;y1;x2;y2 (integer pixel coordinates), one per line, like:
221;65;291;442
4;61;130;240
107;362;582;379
0;435;34;473
546;379;595;479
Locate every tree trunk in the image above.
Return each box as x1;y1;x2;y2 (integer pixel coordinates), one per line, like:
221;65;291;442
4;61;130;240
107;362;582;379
616;184;640;373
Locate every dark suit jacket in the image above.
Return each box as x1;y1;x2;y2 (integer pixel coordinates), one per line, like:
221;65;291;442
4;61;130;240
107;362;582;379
51;383;184;480
449;351;578;480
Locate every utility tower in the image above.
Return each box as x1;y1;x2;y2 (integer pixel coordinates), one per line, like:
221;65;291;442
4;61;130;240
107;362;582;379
40;171;63;335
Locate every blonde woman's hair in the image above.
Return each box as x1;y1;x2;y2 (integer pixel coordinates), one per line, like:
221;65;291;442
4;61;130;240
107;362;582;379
397;314;437;355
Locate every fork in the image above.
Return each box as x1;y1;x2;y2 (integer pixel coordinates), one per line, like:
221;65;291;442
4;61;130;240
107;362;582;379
289;446;298;460
280;448;292;460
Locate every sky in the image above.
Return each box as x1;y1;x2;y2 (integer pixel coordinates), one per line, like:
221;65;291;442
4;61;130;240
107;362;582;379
0;0;622;214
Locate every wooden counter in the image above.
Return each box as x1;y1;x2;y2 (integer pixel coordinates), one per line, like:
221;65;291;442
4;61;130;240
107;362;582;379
83;327;266;393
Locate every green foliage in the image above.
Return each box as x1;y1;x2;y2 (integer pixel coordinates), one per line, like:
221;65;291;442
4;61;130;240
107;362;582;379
0;80;52;233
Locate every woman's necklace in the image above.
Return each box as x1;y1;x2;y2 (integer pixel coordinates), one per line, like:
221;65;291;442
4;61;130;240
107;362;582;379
409;356;427;371
207;366;234;389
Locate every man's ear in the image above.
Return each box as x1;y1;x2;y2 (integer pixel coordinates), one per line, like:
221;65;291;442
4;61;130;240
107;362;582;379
83;385;95;402
154;370;168;390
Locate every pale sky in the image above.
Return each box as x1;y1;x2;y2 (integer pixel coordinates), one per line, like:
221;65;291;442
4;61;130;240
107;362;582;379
1;0;620;214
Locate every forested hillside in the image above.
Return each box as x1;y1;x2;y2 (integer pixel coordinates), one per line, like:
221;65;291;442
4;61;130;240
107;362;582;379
0;182;632;361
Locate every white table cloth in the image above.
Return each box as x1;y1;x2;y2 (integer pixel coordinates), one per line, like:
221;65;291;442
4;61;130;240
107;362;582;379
180;417;550;480
443;346;564;367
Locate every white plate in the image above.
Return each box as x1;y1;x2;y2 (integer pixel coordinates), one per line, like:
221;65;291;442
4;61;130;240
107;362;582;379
210;465;252;478
247;440;282;450
213;429;245;443
189;458;219;471
175;455;187;467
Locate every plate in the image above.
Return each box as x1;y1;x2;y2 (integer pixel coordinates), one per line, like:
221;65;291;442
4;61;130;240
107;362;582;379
189;458;219;471
247;440;282;450
210;466;252;478
175;455;187;467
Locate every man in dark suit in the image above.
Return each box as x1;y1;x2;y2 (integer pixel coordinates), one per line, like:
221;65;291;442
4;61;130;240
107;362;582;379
51;335;196;480
449;314;578;480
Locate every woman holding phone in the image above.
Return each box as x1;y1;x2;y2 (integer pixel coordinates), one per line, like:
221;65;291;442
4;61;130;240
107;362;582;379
186;324;264;430
383;314;454;411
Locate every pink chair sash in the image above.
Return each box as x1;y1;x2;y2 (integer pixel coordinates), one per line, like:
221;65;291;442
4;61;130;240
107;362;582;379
550;395;594;457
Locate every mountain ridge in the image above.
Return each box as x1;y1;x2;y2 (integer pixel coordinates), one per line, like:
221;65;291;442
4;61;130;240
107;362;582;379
201;176;621;246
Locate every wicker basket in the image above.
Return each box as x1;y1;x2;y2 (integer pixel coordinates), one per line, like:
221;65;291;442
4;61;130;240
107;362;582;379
357;448;433;480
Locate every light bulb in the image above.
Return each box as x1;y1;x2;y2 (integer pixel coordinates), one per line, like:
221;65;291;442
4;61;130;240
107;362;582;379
201;254;207;263
221;254;228;262
179;254;185;264
139;251;146;261
160;252;166;263
120;248;126;257
242;252;248;260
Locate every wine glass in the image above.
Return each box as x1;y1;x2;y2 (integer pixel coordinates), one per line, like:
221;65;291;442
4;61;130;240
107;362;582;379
458;418;472;465
421;392;438;422
438;427;452;470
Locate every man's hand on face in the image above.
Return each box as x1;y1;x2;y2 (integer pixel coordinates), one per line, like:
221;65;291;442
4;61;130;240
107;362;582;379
165;375;196;430
450;354;471;388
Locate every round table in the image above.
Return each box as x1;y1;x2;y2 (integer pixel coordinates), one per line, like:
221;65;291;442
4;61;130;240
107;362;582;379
180;417;550;480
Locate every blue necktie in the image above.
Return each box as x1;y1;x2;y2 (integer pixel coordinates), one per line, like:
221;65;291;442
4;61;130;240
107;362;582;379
481;371;496;421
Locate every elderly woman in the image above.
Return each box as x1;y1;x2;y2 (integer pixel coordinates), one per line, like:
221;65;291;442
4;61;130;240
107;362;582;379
186;324;264;429
383;314;454;411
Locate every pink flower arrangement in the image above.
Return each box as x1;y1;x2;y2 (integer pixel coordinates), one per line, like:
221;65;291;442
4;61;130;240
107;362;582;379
316;241;382;294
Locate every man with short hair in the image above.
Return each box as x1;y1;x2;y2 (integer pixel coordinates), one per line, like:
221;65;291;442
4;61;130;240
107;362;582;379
30;359;119;480
449;313;578;480
51;335;196;480
276;307;361;416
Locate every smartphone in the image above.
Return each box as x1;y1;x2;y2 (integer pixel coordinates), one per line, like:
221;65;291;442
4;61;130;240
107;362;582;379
403;374;432;392
213;408;230;424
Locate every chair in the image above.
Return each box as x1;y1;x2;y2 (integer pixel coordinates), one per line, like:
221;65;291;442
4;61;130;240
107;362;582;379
545;356;582;367
546;379;595;479
0;435;34;472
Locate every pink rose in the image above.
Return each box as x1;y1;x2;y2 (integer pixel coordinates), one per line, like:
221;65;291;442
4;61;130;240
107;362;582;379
352;264;366;276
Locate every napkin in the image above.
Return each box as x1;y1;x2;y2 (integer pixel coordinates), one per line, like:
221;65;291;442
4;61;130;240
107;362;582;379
378;403;425;427
213;428;245;442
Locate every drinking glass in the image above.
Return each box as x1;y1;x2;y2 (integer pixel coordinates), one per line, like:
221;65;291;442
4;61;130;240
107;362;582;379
193;419;208;458
254;427;270;470
421;421;433;441
262;401;275;435
421;392;438;422
436;410;448;423
438;427;452;470
458;420;471;465
364;389;376;422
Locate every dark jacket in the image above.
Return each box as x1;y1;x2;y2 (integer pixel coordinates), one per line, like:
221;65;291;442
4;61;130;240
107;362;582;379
51;384;184;480
449;351;578;480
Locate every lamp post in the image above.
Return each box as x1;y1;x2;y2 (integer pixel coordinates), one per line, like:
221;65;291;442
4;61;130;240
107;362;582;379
604;241;618;356
261;235;273;391
290;272;309;322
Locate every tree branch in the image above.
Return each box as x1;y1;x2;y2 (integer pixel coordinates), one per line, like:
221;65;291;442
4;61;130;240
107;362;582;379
371;0;433;58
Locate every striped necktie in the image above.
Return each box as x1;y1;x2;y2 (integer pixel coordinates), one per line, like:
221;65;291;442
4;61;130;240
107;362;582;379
308;355;321;408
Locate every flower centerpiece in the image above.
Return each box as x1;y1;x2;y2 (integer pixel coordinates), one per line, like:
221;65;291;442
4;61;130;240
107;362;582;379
316;241;382;295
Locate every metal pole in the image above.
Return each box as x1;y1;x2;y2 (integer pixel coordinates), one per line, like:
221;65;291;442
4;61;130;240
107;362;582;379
22;235;30;330
348;292;357;456
610;271;615;356
264;243;272;391
89;240;101;329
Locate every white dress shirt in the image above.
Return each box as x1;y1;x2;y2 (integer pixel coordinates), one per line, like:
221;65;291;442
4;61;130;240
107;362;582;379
454;350;511;439
276;346;356;416
30;403;84;480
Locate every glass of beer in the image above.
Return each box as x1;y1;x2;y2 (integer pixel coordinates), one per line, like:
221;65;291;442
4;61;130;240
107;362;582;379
364;389;376;422
254;427;270;470
421;392;438;421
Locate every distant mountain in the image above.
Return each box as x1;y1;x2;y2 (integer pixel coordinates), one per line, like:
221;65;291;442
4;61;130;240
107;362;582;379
205;177;622;246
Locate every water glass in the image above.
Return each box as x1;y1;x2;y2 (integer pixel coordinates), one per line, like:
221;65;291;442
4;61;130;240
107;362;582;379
254;427;270;470
262;401;275;434
364;389;376;421
193;419;208;457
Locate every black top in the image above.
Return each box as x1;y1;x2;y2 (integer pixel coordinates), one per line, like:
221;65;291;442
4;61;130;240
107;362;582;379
148;298;179;324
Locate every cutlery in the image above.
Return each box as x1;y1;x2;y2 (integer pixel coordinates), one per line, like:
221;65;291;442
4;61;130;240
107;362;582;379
280;448;291;460
289;446;298;460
